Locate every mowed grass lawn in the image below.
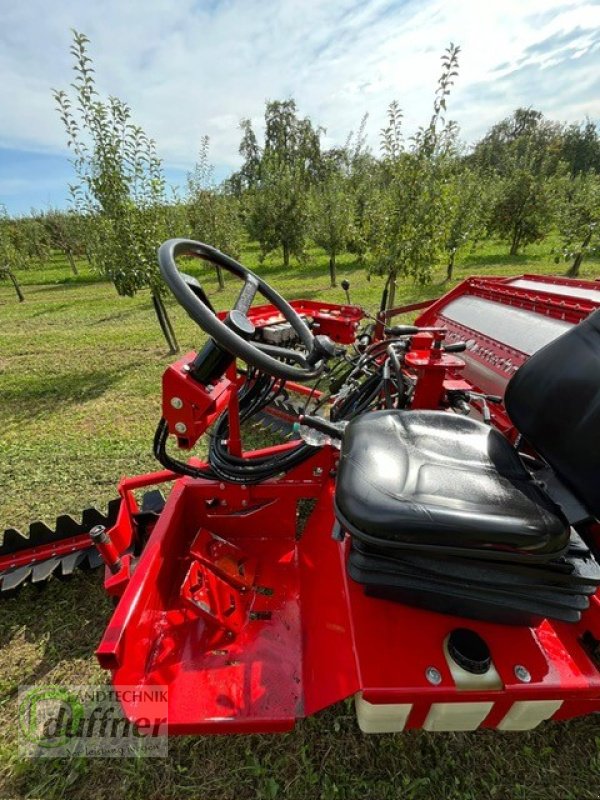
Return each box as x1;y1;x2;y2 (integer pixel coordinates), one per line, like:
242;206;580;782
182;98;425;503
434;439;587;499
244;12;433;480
0;241;599;800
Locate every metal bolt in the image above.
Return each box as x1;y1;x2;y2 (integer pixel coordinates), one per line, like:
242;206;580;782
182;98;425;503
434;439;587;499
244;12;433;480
425;666;442;685
175;422;187;434
514;664;531;683
182;364;190;373
313;467;324;477
89;524;107;542
241;499;248;507
170;397;183;409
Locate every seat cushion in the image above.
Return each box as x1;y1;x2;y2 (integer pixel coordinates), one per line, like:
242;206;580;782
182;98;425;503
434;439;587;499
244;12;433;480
335;410;569;557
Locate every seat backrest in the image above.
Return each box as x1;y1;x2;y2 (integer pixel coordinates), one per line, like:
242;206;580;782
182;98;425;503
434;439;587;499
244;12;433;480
505;307;600;519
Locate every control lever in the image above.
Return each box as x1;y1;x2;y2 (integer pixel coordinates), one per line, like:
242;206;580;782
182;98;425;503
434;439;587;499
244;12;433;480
467;392;502;423
297;415;346;439
341;279;351;305
385;324;419;336
443;341;467;353
448;390;502;422
294;415;347;447
384;325;448;337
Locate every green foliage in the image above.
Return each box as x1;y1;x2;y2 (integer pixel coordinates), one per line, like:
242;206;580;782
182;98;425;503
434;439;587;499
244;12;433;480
471;108;563;175
344;114;378;266
0;207;31;269
10;215;51;264
491;168;558;255
53;30;169;298
369;44;461;305
187;136;243;261
554;171;600;276
41;208;88;274
238;100;323;267
309;169;354;286
2;34;597;299
443;167;491;280
474;109;566;254
560;119;600;176
0;206;29;301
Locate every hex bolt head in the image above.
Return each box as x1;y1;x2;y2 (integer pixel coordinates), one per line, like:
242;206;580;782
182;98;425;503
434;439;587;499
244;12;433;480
175;422;187;434
170;397;183;410
425;666;442;685
514;664;531;683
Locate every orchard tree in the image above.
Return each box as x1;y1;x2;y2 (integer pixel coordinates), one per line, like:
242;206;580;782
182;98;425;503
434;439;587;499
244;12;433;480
345;114;378;267
12;215;51;265
560;119;600;176
187;136;243;289
443;168;491;281
370;44;461;308
309;166;354;286
491;166;557;255
244;153;310;267
54;30;178;352
474;109;562;254
42;208;86;274
472;108;563;175
238;100;322;267
0;207;28;302
555;171;600;276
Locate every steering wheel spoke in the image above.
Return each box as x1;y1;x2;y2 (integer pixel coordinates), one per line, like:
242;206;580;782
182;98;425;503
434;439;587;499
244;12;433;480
233;275;259;315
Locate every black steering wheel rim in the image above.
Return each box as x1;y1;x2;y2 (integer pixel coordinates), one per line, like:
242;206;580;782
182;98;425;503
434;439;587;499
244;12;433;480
158;239;324;382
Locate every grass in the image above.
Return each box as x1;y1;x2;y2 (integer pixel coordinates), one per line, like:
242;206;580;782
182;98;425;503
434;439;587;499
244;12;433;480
0;241;599;800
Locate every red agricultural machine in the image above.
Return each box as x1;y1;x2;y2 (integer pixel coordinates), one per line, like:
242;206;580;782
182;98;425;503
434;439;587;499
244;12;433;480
3;240;600;734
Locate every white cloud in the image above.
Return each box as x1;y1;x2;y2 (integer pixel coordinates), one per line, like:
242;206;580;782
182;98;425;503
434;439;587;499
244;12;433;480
0;0;599;174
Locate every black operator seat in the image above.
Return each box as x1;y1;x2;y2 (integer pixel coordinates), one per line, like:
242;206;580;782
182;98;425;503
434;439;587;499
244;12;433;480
334;308;600;624
335;307;600;555
335;410;569;558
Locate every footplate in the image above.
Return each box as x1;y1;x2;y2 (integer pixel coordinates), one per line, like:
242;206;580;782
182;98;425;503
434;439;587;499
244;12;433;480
181;529;259;641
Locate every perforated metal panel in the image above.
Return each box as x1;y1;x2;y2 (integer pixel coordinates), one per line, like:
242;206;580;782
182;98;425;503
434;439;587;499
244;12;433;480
441;296;572;355
509;278;600;303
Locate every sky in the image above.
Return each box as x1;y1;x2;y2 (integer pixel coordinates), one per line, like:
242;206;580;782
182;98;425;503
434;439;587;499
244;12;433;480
1;0;600;215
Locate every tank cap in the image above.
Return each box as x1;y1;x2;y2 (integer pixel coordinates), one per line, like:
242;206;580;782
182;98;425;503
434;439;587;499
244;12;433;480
447;628;491;675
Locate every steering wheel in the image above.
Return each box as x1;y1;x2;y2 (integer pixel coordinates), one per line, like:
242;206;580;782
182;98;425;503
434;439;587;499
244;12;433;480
158;239;334;382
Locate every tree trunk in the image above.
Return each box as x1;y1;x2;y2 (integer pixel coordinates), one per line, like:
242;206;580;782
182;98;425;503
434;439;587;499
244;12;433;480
66;248;78;275
215;265;225;290
152;293;179;354
567;230;593;277
5;269;25;302
283;242;290;269
568;252;584;278
509;225;521;256
445;251;456;282
329;253;337;287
